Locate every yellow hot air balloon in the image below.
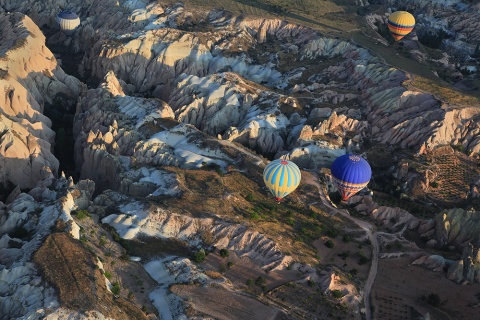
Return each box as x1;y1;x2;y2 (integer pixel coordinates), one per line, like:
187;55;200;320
387;11;415;41
263;159;301;202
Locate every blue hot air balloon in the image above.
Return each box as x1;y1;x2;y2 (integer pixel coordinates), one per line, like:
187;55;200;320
56;11;80;35
263;159;301;202
330;154;371;201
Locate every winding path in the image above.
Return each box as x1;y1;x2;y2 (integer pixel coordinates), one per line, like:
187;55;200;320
307;173;379;320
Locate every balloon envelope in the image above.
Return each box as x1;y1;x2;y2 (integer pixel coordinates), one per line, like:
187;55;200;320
387;11;415;41
331;154;371;201
56;11;80;35
263;159;301;201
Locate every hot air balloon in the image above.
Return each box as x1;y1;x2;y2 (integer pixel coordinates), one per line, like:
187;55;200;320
387;11;415;41
263;159;301;202
56;11;80;35
331;154;371;201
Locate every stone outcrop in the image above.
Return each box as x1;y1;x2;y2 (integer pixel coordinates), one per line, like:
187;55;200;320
411;255;447;272
100;199;292;271
349;195;420;230
0;13;82;188
446;244;480;284
0;177;95;319
434;208;480;248
74;71;247;194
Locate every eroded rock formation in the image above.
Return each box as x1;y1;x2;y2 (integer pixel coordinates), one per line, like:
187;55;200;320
0;13;82;188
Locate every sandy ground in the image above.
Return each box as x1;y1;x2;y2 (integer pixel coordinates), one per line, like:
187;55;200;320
372;256;480;320
171;285;288;320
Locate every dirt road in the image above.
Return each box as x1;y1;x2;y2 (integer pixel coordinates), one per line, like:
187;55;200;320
306;172;378;320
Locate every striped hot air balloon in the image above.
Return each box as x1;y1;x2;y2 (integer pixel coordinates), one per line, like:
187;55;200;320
56;11;80;35
263;159;301;202
387;11;415;41
331;154;371;201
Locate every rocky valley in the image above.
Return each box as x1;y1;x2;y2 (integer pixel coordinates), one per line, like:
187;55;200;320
0;0;480;319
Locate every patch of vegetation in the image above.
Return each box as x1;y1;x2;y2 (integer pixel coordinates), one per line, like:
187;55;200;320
338;251;350;260
325;240;334;248
342;234;351;243
246;279;254;286
331;289;345;299
245;193;255;202
194;249;206;263
324;227;339;238
111;282;121;296
104;271;112;279
255;276;266;287
73;209;90;220
219;248;229;258
357;250;368;265
422;293;441;307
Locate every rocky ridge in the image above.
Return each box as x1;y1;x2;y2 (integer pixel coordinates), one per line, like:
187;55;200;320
0;12;82;188
0;176;94;319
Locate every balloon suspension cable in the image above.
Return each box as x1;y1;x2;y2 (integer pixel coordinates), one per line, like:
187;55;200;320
280;153;292;163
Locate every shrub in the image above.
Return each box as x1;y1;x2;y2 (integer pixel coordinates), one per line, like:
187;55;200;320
430;181;439;188
338;251;349;260
325;240;334;248
326;228;338;238
331;289;344;299
342;234;351;242
99;238;107;247
246;279;254;286
255;276;266;286
219;248;229;258
194;249;206;263
426;293;441;307
227;261;234;268
245;193;254;202
111;282;121;295
104;271;112;279
74;210;90;220
249;211;260;220
358;255;368;265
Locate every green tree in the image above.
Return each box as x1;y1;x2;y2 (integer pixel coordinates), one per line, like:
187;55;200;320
426;293;441;307
219;248;229;258
331;289;344;299
325;240;334;248
194;249;206;263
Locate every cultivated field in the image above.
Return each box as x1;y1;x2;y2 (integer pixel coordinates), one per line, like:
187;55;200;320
372;256;480;320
